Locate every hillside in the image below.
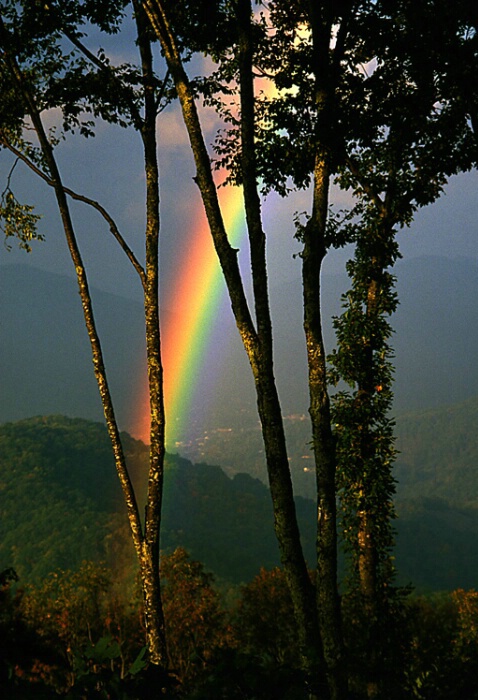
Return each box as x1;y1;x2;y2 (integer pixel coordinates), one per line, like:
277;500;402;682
175;394;478;504
394;395;478;507
172;395;478;590
0;264;147;432
1;414;478;591
0;416;314;584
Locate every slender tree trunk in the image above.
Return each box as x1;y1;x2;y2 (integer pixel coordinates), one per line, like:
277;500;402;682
1;14;168;666
303;4;347;694
302;152;345;700
0;37;144;556
236;1;324;688
134;3;167;664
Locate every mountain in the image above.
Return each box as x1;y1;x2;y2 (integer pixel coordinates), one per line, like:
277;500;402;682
0;415;315;584
170;394;478;509
394;497;478;591
393;255;478;411
263;254;478;416
167;392;478;592
2;255;478;442
0;263;147;432
394;395;478;507
2;414;478;592
0;415;140;581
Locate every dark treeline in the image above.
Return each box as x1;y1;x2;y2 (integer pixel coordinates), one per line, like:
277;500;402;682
2;550;478;699
2;416;478;698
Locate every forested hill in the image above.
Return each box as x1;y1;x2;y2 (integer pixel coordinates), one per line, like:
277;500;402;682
1;414;478;592
174;394;478;507
0;416;312;585
394;394;478;506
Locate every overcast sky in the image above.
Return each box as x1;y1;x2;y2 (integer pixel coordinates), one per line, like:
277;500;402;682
1;106;477;303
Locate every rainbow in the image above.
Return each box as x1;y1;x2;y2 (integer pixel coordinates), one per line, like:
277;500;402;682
132;76;278;447
160;183;246;448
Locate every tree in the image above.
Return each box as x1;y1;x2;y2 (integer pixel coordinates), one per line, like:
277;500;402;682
234;567;299;668
326;7;477;692
0;0;170;668
140;1;342;695
160;547;231;689
139;2;478;697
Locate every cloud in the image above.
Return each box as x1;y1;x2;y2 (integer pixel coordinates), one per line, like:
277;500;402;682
157;98;228;155
157;105;191;149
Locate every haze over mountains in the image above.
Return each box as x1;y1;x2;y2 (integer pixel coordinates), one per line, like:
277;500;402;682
2;255;478;592
1;255;477;443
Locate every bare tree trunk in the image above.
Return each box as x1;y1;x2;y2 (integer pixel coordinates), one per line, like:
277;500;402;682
236;1;324;688
135;3;168;664
302;3;348;694
1;14;168;666
302;153;345;700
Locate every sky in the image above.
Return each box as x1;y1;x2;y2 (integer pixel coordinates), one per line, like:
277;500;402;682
1;10;477;446
2;108;476;298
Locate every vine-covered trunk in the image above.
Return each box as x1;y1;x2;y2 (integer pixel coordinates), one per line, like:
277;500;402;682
355;269;393;700
331;216;399;698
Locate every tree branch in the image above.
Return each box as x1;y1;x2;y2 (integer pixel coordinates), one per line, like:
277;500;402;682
0;17;145;555
63;28;145;130
0;134;146;287
346;155;386;214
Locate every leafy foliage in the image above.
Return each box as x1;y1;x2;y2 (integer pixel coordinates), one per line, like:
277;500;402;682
233;567;299;667
0;184;43;252
1;414;478;696
160;547;231;690
3;549;478;699
5;561;173;698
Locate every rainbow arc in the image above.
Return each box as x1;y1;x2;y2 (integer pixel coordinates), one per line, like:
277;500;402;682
160;184;246;448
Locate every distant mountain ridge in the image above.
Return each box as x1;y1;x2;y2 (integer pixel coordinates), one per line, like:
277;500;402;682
394;394;478;507
265;254;478;416
0;263;146;431
1;255;478;440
